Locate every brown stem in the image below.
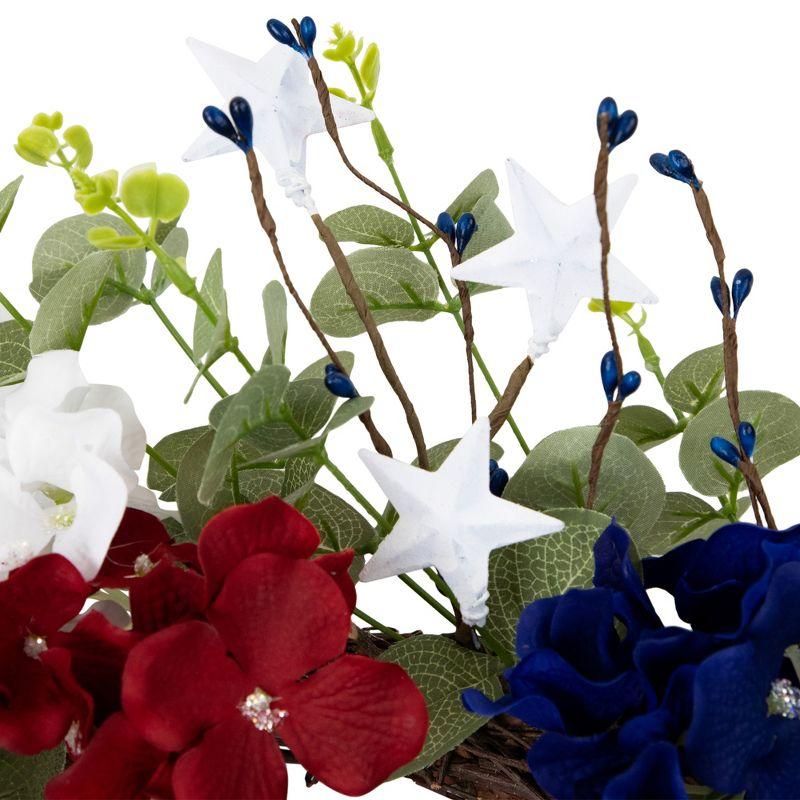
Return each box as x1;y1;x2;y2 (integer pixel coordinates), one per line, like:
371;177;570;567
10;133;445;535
244;149;392;458
489;356;533;439
691;186;776;528
311;212;430;469
586;117;622;510
451;251;477;423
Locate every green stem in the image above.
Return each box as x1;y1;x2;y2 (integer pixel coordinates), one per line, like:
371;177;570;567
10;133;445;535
146;444;177;477
230;453;243;504
424;567;460;615
397;574;457;625
0;291;31;332
478;627;515;668
319;452;389;531
353;607;403;641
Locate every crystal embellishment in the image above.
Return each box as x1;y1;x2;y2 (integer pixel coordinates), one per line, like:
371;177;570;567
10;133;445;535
768;678;800;719
239;688;288;732
133;553;155;577
23;634;48;660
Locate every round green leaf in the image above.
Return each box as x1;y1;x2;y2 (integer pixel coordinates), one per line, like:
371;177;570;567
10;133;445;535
614;405;679;451
663;345;724;414
324;205;414;247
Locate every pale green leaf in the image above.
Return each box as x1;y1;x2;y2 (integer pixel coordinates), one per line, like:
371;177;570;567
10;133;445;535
310;247;440;337
679;390;800;496
199;365;291;503
147;426;210;502
663;345;724;414
151;226;188;296
0;745;65;799
31;214;146;323
282;457;321;496
323;396;374;434
29;251;112;353
459;194;513;262
379;635;503;777
300;484;375;553
486;508;611;653
193;249;228;359
0;175;23;234
614;405;679;451
0;320;31;386
324;205;414;247
414;438;504;469
505;426;665;545
262;281;288;365
446;169;500;219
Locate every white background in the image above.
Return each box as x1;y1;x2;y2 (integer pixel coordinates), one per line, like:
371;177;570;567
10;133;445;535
2;1;799;797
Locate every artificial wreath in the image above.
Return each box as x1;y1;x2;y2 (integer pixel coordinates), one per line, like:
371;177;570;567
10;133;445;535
0;13;798;800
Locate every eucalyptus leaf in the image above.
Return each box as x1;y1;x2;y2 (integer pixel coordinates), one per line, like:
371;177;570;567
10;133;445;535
151;226;188;296
615;405;680;451
300;484;375;554
193;249;228;359
0;320;31;386
459;193;513;262
663;345;724;414
679;390;800;496
486;508;611;653
284;352;354;438
29;251;112;353
210;394;300;457
282;457;322;496
199;365;291;503
446;169;500;219
0;175;23;234
324;205;414;247
147;426;210;502
0;745;65;799
379;635;503;777
262;281;288;365
504;426;665;545
31;214;146;324
310;247;440;337
414;438;504;470
323;396;374;434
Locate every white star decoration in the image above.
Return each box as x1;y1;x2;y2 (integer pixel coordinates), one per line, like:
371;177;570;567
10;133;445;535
359;418;564;627
183;39;374;212
452;159;657;359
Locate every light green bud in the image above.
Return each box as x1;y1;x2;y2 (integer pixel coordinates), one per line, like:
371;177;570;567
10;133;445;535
120;163;189;222
328;87;356;102
63;125;93;169
75;169;118;215
15;125;59;166
324;31;356;61
31;111;63;131
87;225;144;250
587;298;635;315
360;43;381;92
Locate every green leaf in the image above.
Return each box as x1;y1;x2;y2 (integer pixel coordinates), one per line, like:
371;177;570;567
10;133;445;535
614;405;679;451
486;508;611;654
310;247;440;337
151;226;188;296
459;194;513;262
505;426;665;545
663;345;724;414
199;365;291;503
415;438;504;470
446;169;500;219
262;281;288;366
679;390;800;496
31;214;146;324
193;249;228;359
323;396;374;434
209;395;300;458
637;492;748;557
29;251;112;353
0;175;23;234
0;744;65;799
147;426;210;502
380;635;503;777
0;320;31;386
324;205;414;247
282;457;322;496
284;352;354;438
300;484;375;553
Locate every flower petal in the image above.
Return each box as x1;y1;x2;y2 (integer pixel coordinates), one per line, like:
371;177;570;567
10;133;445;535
602;741;687;799
314;549;356;612
172;715;287;800
208;553;350;692
45;713;167;800
199;497;320;598
0;465;51;574
122;621;248;751
279;654;428;795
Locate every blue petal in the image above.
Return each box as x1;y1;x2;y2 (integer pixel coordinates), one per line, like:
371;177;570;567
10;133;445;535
602;741;687;800
461;687;565;732
516;595;560;659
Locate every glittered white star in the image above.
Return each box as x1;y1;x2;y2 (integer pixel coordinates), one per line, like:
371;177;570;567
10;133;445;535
452;159;657;358
359;418;564;627
183;39;374;211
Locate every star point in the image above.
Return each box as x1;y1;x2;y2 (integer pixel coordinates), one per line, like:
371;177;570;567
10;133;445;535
453;159;657;358
359;418;564;626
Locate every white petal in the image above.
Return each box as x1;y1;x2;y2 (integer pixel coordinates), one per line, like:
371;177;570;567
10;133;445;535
0;466;51;574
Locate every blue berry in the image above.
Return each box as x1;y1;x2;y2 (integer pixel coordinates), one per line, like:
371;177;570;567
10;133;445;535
710;276;727;315
455;213;477;256
324;366;358;399
489;466;509;497
299;16;317;55
710;436;741;468
738;421;756;459
266;19;304;54
600;351;619;402
437;212;456;244
229;97;253;151
732;268;753;317
619;371;641;399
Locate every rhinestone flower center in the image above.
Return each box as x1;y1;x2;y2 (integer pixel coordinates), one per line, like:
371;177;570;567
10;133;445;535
768;678;800;719
133;553;155;576
239;687;288;732
23;634;48;660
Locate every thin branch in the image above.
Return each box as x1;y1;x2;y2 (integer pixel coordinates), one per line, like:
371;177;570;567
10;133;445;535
244;149;392;458
488;356;533;438
451;250;477;423
587;116;622;509
691;186;775;528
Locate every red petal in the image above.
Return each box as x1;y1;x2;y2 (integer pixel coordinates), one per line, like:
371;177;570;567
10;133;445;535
0;554;88;638
94;509;172;588
199;497;320;598
46;713;167;800
122;621;248;752
0;644;80;755
129;559;206;634
208;554;350;693
279;655;428;795
51;610;140;725
172;715;287;800
314;550;357;612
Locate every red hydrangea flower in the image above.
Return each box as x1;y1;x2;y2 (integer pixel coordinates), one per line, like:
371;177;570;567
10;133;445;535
48;497;429;799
